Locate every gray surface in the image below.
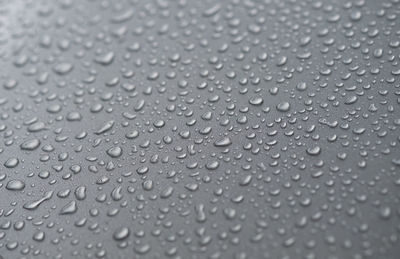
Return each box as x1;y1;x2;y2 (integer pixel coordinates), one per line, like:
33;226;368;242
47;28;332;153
0;0;399;258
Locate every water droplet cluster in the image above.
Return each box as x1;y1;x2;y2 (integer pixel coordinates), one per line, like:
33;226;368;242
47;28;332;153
0;0;399;258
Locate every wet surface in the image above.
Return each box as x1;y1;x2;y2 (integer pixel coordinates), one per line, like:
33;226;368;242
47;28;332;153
0;0;399;258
